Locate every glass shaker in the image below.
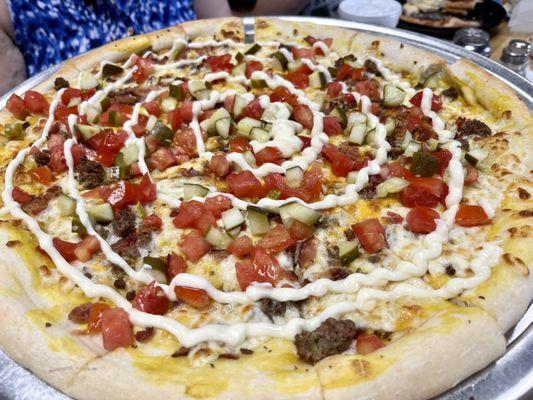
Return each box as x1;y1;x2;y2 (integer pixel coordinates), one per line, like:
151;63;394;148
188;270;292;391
500;39;531;77
453;28;491;57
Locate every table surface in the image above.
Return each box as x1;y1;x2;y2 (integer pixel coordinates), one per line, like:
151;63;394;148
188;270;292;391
489;22;532;66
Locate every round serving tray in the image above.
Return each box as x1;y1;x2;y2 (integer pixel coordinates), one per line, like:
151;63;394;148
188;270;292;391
0;16;531;400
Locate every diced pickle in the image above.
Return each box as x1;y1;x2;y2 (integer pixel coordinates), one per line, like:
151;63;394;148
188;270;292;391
4;123;23;140
410;151;439;177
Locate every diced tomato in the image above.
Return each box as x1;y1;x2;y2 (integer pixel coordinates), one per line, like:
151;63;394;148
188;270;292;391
269;86;298;107
288;220;315;241
95;180;135;210
204;195;232;218
173;200;206;229
409;177;448;199
322;143;367;177
227;171;265;198
337;64;365;81
356;334;385;355
28;166;52;184
399;186;440;208
323;116;342;136
179;230;212;262
406;206;440;234
142;214;163;231
227;235;254;257
209;154;230;177
229;136;252;153
464;164;478;185
12;187;32;204
205;54;232;72
53;238;78;262
167;108;182;131
257;224;295;255
48;133;65;149
291;47;315;61
255;146;283;166
73;235;100;262
54;104;78;123
242;98;264;120
294;63;313;76
284;71;309;89
385;162;414;180
383;211;403;224
61;88;94;106
87;129;129;167
326;82;342;98
236;248;294;290
135;173;157;205
410;91;442;112
224;94;235;113
455;204;491;227
355;80;381;102
351;218;387;254
167;252;187;280
100;308;134;351
24;90;49;114
143;101;161;117
48;147;67;172
132;56;154;84
148;147;176;171
6;93;29;120
174;286;210;308
195;212;216;235
293;104;314;130
88;303;111;333
299;135;311;149
133;282;169;315
432;149;452;175
175;126;198;157
180;101;194;123
245;60;263;79
264;162;323;203
198;109;216;123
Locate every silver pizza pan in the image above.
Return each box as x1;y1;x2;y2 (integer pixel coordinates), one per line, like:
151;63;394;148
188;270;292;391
0;16;531;400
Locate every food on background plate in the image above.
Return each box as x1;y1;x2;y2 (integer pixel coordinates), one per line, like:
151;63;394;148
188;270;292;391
402;0;482;27
0;16;531;400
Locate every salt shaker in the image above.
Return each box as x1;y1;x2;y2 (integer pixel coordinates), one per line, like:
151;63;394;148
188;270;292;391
500;39;531;77
453;28;491;57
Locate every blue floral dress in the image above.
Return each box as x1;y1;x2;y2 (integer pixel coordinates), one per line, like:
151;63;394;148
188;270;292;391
8;0;196;76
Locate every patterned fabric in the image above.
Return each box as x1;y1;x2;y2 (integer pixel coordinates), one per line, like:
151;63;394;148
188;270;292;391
8;0;196;76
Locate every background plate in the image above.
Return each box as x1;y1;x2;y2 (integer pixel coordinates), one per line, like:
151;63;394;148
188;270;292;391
0;16;531;400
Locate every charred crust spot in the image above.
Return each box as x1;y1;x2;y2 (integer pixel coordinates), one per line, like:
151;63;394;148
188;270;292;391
240;348;254;355
219;353;239;360
400;43;404;48
370;40;380;50
502;253;528;276
518;210;533;218
45;322;52;327
135;327;154;342
6;240;20;247
293;29;298;35
517;187;530;200
445;265;456;276
171;347;190;357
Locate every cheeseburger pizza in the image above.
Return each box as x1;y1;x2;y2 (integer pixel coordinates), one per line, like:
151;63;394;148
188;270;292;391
0;17;531;400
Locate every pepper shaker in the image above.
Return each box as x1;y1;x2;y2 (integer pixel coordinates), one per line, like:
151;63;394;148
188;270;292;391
453;28;491;57
500;39;531;77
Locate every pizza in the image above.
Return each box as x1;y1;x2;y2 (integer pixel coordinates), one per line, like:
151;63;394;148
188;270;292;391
0;17;531;400
402;0;482;28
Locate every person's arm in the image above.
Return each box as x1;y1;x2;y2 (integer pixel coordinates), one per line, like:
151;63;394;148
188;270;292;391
0;0;27;96
193;0;310;19
228;0;310;15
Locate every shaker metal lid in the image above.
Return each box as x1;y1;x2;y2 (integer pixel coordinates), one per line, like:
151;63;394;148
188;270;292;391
453;28;491;57
501;39;530;65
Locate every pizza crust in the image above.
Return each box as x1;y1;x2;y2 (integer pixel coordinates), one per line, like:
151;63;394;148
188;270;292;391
181;17;245;42
448;59;533;131
254;17;356;55
317;307;506;400
69;25;188;72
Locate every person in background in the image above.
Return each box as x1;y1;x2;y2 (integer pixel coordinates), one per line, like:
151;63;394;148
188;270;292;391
0;0;309;95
